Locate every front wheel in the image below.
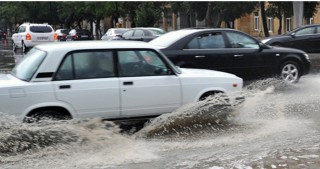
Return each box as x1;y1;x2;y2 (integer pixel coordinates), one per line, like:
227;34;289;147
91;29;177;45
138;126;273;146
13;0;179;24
280;61;300;83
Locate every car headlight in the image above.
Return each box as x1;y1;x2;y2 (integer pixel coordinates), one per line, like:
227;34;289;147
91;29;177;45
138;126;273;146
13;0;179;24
304;53;310;60
261;38;270;44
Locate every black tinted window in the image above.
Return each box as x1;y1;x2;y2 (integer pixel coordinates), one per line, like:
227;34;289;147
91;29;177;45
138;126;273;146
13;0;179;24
30;26;53;33
186;33;225;49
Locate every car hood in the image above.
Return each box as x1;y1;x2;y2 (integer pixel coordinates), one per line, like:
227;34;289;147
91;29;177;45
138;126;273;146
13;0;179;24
0;74;26;87
179;68;241;79
268;45;306;53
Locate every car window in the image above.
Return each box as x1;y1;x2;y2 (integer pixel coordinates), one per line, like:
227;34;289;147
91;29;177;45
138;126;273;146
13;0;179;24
225;32;259;49
122;30;134;38
134;30;144;37
118;50;170;77
30;26;53;33
55;51;115;80
295;27;315;35
316;27;320;34
18;26;26;33
186;33;225;49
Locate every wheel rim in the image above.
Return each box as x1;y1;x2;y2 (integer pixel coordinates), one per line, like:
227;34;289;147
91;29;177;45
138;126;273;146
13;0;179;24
281;63;299;83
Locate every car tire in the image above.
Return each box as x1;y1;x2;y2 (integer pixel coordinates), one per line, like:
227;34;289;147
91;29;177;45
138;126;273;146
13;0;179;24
24;109;71;123
279;60;300;83
12;43;17;52
22;41;28;53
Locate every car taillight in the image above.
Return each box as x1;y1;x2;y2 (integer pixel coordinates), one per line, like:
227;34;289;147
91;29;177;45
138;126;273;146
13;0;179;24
54;33;58;40
26;33;31;40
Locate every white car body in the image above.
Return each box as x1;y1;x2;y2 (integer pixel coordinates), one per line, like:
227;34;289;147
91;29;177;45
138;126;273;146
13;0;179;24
101;28;129;41
0;41;243;122
12;23;57;50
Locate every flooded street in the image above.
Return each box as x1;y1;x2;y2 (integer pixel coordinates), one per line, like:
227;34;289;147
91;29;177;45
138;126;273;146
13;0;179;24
1;41;320;168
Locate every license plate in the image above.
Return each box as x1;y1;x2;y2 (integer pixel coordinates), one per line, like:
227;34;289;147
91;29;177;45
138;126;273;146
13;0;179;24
37;37;48;41
81;35;88;38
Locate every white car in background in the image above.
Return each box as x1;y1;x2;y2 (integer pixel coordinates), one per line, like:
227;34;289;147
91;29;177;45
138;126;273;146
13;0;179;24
12;23;57;53
0;41;243;122
101;28;129;41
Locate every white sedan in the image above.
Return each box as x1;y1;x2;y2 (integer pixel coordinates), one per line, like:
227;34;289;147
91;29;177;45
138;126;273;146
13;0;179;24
0;41;243;122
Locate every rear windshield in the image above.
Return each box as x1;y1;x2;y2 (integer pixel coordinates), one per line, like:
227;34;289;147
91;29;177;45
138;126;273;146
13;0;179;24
78;29;91;35
30;26;53;33
61;29;70;34
11;48;46;81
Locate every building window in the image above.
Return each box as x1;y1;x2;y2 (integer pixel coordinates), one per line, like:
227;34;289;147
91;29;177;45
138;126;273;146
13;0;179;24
306;18;314;25
254;12;259;31
267;17;273;32
286;18;292;32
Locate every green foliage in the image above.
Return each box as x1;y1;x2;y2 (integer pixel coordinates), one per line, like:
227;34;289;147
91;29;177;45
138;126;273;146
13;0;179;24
304;2;319;18
135;2;162;27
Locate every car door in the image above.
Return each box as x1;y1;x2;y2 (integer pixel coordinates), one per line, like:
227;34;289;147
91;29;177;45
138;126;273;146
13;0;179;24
224;31;275;78
288;26;316;52
117;49;181;117
309;26;320;53
53;50;121;119
173;32;234;74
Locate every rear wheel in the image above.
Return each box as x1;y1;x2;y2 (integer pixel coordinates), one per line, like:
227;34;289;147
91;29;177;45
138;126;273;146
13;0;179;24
22;41;29;53
12;43;16;52
280;61;300;83
24;109;71;123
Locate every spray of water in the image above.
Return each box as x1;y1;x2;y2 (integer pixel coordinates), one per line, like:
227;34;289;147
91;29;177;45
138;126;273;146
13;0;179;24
136;78;291;139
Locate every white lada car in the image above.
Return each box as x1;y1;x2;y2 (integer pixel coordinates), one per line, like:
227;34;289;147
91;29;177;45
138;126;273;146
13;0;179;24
0;41;243;122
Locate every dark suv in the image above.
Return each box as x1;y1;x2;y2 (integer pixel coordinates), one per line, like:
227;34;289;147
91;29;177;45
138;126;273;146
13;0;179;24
66;29;93;41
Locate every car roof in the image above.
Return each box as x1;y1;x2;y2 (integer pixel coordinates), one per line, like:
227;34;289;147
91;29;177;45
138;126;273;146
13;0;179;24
35;41;155;52
21;23;51;26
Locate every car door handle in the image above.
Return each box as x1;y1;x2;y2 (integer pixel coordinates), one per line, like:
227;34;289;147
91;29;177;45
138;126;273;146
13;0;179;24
234;54;244;57
123;81;133;85
195;55;206;58
59;85;71;89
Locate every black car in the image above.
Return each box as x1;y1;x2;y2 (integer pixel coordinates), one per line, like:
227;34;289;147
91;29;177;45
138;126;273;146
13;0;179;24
55;29;70;41
114;27;166;42
149;28;311;83
262;24;320;53
66;29;93;41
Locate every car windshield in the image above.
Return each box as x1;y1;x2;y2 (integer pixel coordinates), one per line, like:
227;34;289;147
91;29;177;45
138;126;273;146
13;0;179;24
114;29;128;34
149;29;166;35
30;26;53;33
149;30;194;48
11;48;46;81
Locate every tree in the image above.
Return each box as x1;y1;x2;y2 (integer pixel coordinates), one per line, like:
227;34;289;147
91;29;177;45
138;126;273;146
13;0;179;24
213;2;259;28
260;1;269;37
135;2;162;27
266;2;293;35
304;2;319;18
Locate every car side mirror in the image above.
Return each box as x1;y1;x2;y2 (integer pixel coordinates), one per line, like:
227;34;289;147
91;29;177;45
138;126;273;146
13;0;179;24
290;33;296;38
